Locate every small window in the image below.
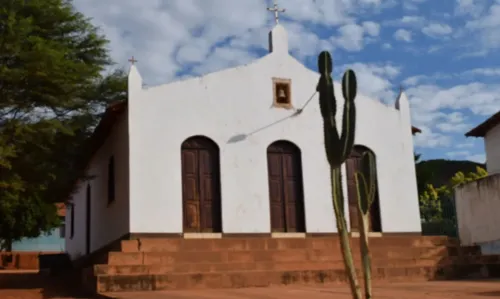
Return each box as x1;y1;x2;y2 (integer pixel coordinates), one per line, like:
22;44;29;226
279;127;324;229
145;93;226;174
107;156;115;204
272;78;292;108
70;204;75;239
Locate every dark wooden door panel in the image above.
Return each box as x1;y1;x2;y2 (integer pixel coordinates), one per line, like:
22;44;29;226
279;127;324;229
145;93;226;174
182;150;200;231
268;153;285;232
181;137;222;233
346;157;360;232
267;141;305;233
346;147;382;233
184;202;200;230
199;148;220;232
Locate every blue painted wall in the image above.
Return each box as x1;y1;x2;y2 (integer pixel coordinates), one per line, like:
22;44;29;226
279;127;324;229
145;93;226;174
479;239;500;255
11;227;65;252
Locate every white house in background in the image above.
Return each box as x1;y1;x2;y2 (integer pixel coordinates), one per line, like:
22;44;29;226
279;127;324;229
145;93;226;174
454;110;500;253
64;22;423;260
465;110;500;175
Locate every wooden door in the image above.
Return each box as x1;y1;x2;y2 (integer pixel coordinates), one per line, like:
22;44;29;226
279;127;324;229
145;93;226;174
85;184;91;255
267;141;305;233
181;136;222;233
345;146;382;232
346;156;361;232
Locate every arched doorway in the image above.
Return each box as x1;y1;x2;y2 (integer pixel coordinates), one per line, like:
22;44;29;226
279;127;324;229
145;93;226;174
345;145;382;232
267;140;306;233
181;136;222;233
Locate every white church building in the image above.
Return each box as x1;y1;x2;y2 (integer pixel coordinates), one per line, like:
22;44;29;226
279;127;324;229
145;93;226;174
65;22;422;259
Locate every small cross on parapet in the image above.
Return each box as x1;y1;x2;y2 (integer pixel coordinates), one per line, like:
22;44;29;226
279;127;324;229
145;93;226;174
267;0;285;24
128;56;138;65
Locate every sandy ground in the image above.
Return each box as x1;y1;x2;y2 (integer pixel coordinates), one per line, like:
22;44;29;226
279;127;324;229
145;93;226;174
0;270;498;299
106;280;500;299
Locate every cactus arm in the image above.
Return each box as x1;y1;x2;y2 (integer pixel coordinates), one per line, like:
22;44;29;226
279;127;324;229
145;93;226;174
355;171;373;299
355;151;377;299
332;167;362;299
317;51;362;299
339;70;357;162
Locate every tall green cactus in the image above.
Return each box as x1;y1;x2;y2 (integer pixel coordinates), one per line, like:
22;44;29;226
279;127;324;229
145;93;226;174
316;51;362;299
355;151;377;299
317;51;379;299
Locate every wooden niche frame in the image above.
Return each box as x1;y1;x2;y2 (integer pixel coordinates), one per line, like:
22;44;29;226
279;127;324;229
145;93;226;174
272;77;293;109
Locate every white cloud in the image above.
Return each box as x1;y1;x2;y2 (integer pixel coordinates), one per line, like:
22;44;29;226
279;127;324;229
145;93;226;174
334;21;383;51
436;123;471;133
464;1;500;52
434;111;471;134
464;68;500;76
282;22;332;59
446;151;470;158
384;16;426;28
455;0;487;17
422;23;453;37
334;23;365;51
362;21;381;37
466;3;500;30
339;63;400;102
467;154;486;163
71;0;390;84
333;21;382;51
457;142;474;148
69;0;497;157
408;83;500;117
394;29;412;42
403;75;425;86
413;126;452;148
403;0;428;11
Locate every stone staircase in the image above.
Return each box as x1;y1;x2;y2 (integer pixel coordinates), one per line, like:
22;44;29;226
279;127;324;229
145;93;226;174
83;235;489;293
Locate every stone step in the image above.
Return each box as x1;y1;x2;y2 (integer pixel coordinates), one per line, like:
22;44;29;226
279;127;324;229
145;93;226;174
120;236;459;253
95;257;451;275
107;246;452;266
95;266;445;292
107;246;450;265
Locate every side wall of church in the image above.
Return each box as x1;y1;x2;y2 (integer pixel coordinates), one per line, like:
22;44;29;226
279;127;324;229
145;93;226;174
127;52;421;234
65;114;130;259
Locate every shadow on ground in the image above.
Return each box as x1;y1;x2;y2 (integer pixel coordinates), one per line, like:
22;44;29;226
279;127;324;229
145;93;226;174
431;241;500;282
0;270;96;299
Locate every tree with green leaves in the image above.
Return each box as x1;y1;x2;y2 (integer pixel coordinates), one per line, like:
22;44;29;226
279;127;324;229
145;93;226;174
0;0;126;250
419;167;487;236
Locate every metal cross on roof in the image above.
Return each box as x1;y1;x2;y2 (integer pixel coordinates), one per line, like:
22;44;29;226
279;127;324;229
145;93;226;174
267;0;285;24
128;56;138;65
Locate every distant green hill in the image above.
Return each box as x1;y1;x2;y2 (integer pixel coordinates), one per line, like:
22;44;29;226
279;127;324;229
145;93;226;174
415;159;486;192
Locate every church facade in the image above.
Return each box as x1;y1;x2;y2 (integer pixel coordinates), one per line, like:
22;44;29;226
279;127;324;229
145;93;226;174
65;24;421;259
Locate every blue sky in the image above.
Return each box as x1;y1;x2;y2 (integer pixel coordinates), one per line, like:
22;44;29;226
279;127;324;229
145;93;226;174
74;0;500;163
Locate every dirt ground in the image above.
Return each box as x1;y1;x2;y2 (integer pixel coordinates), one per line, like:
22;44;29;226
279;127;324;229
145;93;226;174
105;281;500;299
0;270;499;299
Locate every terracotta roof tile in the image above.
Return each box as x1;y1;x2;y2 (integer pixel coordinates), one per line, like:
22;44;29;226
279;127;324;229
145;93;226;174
465;110;500;137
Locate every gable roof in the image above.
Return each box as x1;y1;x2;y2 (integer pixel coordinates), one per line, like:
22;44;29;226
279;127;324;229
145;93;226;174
465;110;500;137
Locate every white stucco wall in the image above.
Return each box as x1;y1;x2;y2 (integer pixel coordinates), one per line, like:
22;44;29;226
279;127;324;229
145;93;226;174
484;123;500;175
65;115;130;259
455;174;500;246
127;25;421;235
